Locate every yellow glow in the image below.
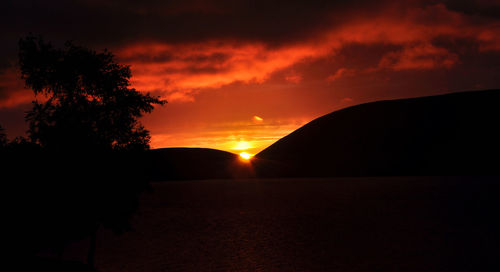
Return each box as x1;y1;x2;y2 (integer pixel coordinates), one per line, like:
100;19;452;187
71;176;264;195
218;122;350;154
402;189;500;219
253;115;263;122
232;141;252;150
239;152;253;160
149;118;310;155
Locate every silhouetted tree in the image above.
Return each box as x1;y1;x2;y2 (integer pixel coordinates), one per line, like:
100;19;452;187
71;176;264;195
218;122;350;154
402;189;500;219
19;35;165;151
16;35;165;269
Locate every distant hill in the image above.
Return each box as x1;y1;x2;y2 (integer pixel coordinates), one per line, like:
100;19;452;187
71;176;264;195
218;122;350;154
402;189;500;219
147;148;254;181
255;89;500;177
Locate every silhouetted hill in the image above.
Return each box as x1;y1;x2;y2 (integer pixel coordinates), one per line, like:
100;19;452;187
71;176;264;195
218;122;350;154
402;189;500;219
147;148;254;180
255;89;500;177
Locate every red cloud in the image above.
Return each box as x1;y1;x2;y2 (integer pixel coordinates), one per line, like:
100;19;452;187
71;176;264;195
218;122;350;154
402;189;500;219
327;68;357;82
378;44;459;70
117;42;327;102
1;3;500;107
114;4;500;102
0;69;33;108
285;74;303;84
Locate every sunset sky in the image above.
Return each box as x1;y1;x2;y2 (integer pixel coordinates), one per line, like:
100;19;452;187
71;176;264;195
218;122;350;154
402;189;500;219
1;0;500;155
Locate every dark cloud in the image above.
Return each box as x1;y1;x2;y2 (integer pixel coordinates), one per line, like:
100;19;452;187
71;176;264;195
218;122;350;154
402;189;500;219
0;86;7;99
1;0;383;53
1;0;498;63
441;0;500;19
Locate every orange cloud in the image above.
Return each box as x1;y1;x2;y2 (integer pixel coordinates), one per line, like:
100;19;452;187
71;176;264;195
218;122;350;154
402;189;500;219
2;3;500;109
112;4;500;104
117;42;329;102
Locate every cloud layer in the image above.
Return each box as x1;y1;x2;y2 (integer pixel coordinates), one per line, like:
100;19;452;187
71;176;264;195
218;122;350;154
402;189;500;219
1;0;500;152
109;3;500;102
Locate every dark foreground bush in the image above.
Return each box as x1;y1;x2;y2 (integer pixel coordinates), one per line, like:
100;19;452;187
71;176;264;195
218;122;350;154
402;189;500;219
3;147;151;268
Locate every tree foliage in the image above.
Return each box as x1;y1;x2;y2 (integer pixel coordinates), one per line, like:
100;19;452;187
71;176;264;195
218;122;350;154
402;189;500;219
19;35;165;151
6;36;165;268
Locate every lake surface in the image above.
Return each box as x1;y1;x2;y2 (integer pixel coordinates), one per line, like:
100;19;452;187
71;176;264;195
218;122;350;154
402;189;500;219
65;177;500;271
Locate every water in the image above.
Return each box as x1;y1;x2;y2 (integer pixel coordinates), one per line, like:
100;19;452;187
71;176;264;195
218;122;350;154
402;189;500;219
65;177;500;271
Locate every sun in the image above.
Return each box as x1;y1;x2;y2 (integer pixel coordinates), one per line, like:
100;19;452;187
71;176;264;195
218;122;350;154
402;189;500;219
239;152;253;160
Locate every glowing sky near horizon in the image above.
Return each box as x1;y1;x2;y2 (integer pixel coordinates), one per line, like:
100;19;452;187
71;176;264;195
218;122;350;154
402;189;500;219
1;0;500;155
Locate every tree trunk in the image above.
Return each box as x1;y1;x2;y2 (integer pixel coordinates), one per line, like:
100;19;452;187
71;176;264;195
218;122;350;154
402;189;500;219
87;225;98;269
